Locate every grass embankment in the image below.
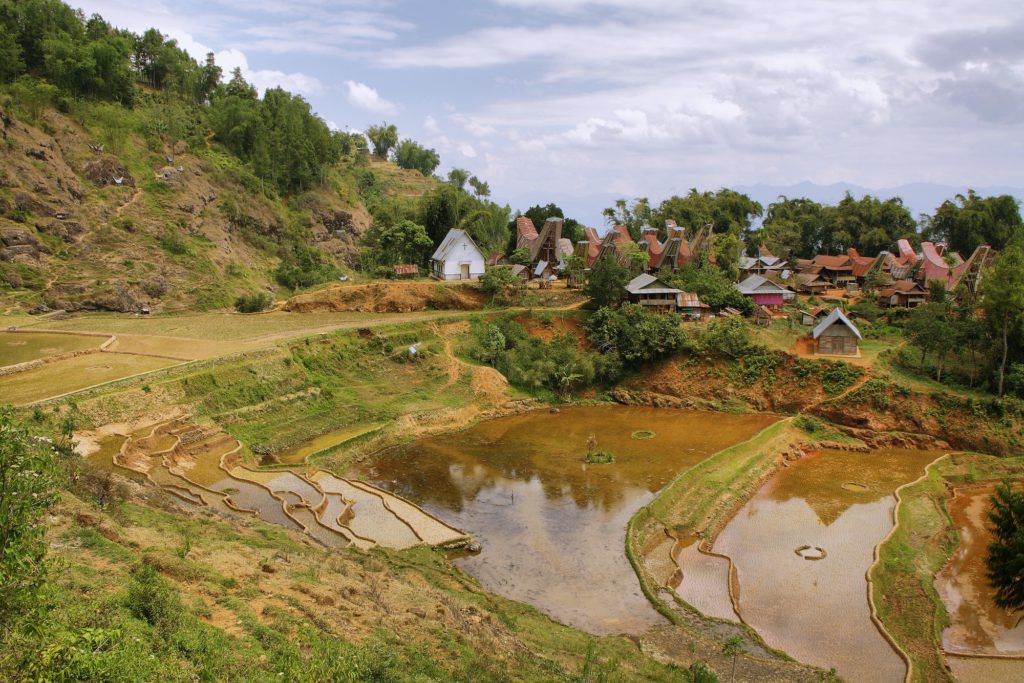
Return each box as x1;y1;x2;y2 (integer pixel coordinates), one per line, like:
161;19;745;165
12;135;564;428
870;453;1024;683
626;418;802;628
9;487;686;682
631;418;800;547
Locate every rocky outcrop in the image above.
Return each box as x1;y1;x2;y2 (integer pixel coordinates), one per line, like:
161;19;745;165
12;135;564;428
84;155;134;187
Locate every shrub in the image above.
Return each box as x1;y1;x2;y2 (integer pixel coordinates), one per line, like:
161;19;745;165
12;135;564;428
125;562;183;634
586;304;685;365
234;291;274;313
0;408;60;633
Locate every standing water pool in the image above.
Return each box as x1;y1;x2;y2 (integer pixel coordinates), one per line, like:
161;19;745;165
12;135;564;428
350;405;776;635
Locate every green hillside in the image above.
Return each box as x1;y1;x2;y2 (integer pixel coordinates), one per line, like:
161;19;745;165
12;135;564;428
0;0;498;313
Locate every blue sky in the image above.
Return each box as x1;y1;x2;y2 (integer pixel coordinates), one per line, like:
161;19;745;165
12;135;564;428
75;1;1024;226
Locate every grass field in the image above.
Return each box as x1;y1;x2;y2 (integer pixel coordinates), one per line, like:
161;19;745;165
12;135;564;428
0;353;180;405
0;331;104;366
5;311;441;341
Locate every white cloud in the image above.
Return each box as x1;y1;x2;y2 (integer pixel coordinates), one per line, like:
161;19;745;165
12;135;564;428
217;48;323;96
345;81;399;115
423;115;441;134
459;142;478;158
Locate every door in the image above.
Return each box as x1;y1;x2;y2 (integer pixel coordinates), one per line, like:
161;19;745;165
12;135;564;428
460;263;470;279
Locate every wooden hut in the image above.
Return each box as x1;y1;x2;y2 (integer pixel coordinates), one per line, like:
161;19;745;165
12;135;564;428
624;274;681;313
812;309;861;356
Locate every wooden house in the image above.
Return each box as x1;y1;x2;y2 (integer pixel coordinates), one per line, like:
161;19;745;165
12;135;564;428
430;229;485;281
734;274;794;308
876;280;928;308
812;309;861;356
754;305;773;326
677;292;710;320
624;274;682;313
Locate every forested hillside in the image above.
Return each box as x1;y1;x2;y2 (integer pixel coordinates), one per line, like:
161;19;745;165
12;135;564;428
0;0;513;312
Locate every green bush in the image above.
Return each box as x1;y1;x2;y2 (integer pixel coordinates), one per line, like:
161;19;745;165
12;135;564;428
234;291;273;313
586;304;686;365
125;562;183;634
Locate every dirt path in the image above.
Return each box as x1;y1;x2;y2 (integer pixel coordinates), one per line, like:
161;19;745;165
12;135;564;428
809;370;874;409
115;186;143;216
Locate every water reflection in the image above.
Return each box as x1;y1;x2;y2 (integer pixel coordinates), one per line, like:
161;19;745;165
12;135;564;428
715;448;943;683
351;405;776;635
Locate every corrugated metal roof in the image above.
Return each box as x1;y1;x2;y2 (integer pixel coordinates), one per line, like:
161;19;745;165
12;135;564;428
812;308;862;340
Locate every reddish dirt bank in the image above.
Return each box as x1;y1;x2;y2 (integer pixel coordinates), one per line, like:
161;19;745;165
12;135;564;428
617;353;1022;455
283;281;487;313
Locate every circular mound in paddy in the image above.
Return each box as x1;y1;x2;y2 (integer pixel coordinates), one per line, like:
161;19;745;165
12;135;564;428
631;430;656;440
794;545;828;561
841;481;869;493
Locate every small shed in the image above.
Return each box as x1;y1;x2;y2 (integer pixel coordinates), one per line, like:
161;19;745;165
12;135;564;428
393;263;418;278
677;292;710;320
754;305;773;326
430;229;486;281
800;306;827;326
812;309;861;356
625;274;682;313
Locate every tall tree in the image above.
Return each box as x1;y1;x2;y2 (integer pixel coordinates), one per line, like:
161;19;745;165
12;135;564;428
364;122;398;158
652;189;762;244
468;176;490;200
922;190;1024;255
446;167;470;191
584;256;629;309
982;240;1024;396
603;197;653;241
986;483;1024;610
372;219;434;265
394;139;440;176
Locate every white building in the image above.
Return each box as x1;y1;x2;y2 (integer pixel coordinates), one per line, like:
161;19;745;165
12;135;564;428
430;229;486;281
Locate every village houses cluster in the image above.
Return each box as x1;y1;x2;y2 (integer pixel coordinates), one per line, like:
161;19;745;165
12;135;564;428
424;216;993;359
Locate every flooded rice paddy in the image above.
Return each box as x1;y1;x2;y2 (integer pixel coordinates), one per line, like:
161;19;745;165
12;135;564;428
273;424;383;464
350;405;777;635
79;420;466;551
936;485;1024;658
712;447;944;683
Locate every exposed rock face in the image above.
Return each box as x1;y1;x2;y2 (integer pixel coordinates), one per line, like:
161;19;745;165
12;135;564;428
1;229;49;261
36;218;86;243
46;281;144;313
84;155;134;187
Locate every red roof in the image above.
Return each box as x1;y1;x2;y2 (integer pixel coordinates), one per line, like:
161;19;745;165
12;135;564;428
394;263;418;275
611;225;633;245
516;216;538;241
811;255;852;270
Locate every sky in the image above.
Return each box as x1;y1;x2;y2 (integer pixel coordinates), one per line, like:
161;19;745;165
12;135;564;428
74;0;1024;227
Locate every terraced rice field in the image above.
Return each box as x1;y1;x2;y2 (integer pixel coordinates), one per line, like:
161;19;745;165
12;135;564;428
0;352;179;404
0;331;102;366
78;419;467;552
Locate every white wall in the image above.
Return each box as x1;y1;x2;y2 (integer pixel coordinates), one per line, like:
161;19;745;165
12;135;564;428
433;238;485;280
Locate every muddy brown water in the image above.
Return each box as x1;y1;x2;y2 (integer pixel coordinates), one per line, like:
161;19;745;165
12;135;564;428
713;447;944;683
936;485;1024;658
349;405;777;635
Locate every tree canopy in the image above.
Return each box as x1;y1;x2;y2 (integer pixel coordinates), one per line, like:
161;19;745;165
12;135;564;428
921;190;1023;255
758;193;916;258
394;139;440;176
986;483;1024;610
